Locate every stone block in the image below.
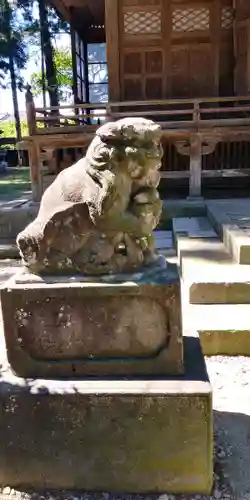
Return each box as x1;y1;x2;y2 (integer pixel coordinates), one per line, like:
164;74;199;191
0;202;38;240
176;234;250;304
0;336;213;494
1;264;183;378
190;281;250;304
207;201;250;264
184;304;250;355
200;329;250;355
173;217;217;239
0;241;19;259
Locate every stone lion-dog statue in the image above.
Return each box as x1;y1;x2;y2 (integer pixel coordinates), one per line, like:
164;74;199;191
17;117;163;275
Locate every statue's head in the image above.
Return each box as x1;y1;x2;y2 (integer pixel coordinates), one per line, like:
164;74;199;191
86;117;163;180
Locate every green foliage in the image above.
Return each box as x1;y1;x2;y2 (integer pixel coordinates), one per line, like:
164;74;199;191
0;120;28;138
0;0;27;88
31;47;73;102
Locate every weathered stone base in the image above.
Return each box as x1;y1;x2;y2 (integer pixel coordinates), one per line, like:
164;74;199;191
1;265;183;378
0;336;213;494
185;304;250;356
200;329;250;356
207;200;250;264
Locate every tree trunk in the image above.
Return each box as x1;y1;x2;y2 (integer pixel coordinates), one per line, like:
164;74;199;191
38;0;59;108
9;53;21;142
40;29;46;108
2;0;21;141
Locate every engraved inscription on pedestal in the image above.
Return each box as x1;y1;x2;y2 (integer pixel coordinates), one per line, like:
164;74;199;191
1;265;183;378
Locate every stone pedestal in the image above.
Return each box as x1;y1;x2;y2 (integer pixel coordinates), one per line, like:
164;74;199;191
0;264;213;494
1;264;183;378
0;335;213;494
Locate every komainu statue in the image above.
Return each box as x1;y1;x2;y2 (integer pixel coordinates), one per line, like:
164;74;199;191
17;118;163;275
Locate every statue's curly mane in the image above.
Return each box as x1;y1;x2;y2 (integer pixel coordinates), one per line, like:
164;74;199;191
85;118;162;174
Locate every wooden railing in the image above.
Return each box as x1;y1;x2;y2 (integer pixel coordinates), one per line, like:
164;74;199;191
25;87;250;136
23;87;250;202
0;137;17;146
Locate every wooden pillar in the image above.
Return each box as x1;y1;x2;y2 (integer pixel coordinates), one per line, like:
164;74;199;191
174;137;202;199
70;27;78;103
247;20;250;91
29;141;43;202
211;0;221;96
25;85;36;136
105;0;120;101
25;85;43;201
188;134;202;198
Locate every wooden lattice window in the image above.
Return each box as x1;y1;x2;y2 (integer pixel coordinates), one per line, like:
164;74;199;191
172;7;209;32
221;7;234;30
123;10;161;34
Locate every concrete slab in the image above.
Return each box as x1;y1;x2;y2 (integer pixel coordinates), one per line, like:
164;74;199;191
184;303;250;356
0;260;21;287
154;230;175;256
154;230;173;240
207;199;250;264
0;335;213;494
0;241;19;259
177;235;250;304
173;217;217;239
0;199;29;209
0;202;38;240
161;199;206;222
154;230;173;248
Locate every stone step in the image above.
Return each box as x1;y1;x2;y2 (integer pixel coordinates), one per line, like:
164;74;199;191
184;304;250;356
0;201;38;240
0;259;22;287
173;218;250;304
207;199;250;264
173;216;217;240
0;241;19;259
153;229;176;256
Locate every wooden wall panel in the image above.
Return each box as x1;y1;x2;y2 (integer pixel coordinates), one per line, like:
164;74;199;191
119;0;164;101
123;49;164;100
170;47;189;98
235;26;248;94
219;0;234;95
190;45;214;97
220;41;234;95
106;0;236;101
235;0;250;22
169;43;215;98
170;0;218;98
